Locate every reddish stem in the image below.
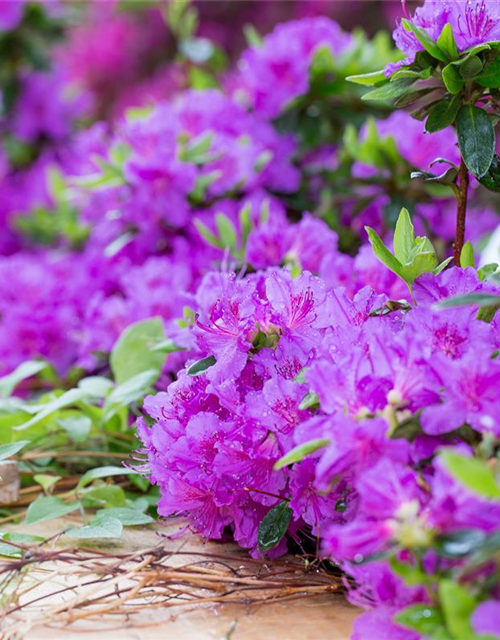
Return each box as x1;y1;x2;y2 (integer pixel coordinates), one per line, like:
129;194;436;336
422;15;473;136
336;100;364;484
454;157;469;267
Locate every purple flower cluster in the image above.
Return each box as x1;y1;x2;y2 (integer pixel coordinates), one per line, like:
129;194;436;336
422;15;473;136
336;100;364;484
391;0;500;71
138;262;500;636
231;17;353;118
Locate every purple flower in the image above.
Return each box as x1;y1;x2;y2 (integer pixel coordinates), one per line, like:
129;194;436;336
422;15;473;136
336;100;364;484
0;1;23;32
233;17;353;118
391;0;500;68
472;601;500;639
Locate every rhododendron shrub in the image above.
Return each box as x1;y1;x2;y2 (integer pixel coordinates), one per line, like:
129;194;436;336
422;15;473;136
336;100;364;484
2;3;500;640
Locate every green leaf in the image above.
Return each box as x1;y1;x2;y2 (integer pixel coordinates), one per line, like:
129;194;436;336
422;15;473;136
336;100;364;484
298;391;319;410
239;203;252;246
104;369;159;420
215;213;238;251
442;63;465;93
81;484;126;509
460;241;475;268
478;263;499;281
389;558;428;586
257;501;292;552
25;496;80;525
65;516;123;540
425;95;461;132
15;388;90;431
433;257;453;275
437;24;459;60
393;208;415;264
402;19;448;62
402;249;438;284
478;154;500;193
187;355;217;377
437;292;500;309
104;232;135;258
274;439;330;470
0;440;29;461
439;580;476;640
365;227;403;279
110;317;166;385
0;532;45;558
34;474;61;493
476;57;500;88
151;339;186;354
77;465;137;491
456;105;495;179
440;450;500;500
362;78;416;102
395;605;444;635
346;70;387;86
458;55;483;79
435;529;486;559
57;415;92;443
77;376;114;398
0;361;47;399
95;507;154;526
194;218;221;248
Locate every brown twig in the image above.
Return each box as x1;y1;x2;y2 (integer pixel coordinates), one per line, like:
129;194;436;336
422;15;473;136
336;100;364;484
0;540;343;637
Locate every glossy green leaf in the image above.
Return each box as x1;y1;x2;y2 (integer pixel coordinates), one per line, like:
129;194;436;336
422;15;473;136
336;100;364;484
476;57;500;88
393;208;415;264
365;227;403;279
478;154;500;193
402;19;448;62
25;496;80;525
274;439;330;470
346;70;387;86
437;23;459;60
456;106;495;179
433;257;453;275
110;317;165;385
458;55;483;79
362;78;416;102
425;95;461;132
442;63;465;93
257;501;292;551
187;355;217;377
440;450;500;500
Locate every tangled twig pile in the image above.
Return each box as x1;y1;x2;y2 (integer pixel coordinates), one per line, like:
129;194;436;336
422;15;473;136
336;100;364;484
0;538;343;638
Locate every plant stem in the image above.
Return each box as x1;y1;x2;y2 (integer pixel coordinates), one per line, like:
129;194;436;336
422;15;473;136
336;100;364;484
454;157;469;266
